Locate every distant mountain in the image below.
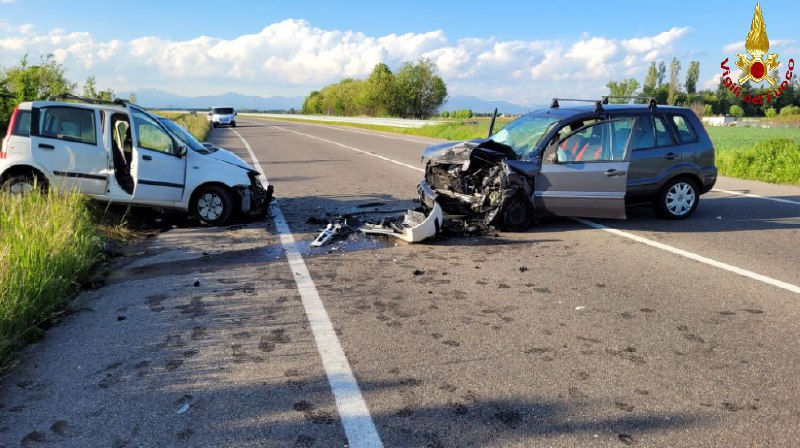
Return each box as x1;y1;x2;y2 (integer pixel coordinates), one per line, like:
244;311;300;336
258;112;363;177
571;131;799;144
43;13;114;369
116;88;305;111
441;95;532;115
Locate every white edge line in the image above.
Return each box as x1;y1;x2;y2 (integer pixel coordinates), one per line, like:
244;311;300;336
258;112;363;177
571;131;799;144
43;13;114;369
574;218;800;295
229;128;384;448
712;188;800;206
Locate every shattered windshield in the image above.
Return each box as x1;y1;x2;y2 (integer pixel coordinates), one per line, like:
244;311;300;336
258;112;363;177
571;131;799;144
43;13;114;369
490;115;560;159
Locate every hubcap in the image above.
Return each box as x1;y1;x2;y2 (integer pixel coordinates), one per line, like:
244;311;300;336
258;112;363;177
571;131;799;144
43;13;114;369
665;182;696;216
197;193;224;220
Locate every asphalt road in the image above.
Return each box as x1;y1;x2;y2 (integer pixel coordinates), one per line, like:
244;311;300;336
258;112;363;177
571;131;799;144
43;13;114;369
2;118;799;447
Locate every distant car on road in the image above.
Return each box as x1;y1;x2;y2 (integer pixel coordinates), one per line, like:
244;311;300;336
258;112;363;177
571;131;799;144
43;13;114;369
208;106;237;128
0;95;272;226
418;97;717;230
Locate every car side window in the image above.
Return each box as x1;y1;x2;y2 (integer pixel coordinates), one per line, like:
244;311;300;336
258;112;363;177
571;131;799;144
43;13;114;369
38;107;97;145
556;118;634;162
654;115;676;146
12;111;31;137
629;114;656;151
131;109;175;155
669;114;698;144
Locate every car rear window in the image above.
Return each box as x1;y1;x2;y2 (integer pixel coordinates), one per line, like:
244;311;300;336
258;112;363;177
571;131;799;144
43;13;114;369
669;114;698;144
12;110;31;137
38;106;96;145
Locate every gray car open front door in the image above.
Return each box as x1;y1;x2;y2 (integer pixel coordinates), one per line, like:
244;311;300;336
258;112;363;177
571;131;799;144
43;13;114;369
534;117;635;219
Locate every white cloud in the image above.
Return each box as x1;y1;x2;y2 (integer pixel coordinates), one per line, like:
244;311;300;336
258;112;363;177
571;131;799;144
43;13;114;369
0;19;693;105
724;38;795;54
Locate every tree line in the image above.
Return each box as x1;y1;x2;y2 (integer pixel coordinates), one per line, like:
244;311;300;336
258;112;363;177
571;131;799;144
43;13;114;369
302;58;448;119
0;55;134;133
606;58;800;117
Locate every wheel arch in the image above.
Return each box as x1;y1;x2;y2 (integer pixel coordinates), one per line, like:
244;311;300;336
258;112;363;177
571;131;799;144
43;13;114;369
1;164;50;187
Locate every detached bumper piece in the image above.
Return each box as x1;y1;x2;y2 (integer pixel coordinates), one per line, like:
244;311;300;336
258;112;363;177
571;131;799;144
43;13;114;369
246;171;274;216
361;202;443;243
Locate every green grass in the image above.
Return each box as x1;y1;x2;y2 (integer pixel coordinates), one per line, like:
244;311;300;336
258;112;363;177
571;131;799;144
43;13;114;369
715;138;800;185
705;126;800;153
0;187;104;367
156;111;211;142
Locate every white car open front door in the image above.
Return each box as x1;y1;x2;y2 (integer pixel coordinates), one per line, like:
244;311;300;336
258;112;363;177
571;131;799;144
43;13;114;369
534;117;635;219
127;106;187;204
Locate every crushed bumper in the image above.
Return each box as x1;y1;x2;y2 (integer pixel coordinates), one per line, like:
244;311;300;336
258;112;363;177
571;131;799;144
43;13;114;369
361;202;443;243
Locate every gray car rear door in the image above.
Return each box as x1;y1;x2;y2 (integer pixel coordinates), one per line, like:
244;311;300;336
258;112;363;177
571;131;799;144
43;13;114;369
534;117;635;219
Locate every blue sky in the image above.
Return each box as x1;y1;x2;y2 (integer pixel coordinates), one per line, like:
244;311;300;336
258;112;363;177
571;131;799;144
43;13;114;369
0;0;797;105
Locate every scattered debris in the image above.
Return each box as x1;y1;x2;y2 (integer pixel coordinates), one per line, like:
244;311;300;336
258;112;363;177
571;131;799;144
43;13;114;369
575;306;586;311
177;402;190;414
311;220;351;247
519;266;529;273
361;202;443;243
193;280;200;287
117;316;127;321
412;270;425;276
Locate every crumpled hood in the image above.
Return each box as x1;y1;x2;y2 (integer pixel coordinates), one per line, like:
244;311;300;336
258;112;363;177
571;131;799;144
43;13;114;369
422;138;518;164
209;148;256;171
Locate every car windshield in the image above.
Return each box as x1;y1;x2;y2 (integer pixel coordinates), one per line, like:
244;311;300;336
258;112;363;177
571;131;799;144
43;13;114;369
156;117;208;153
490;114;561;159
212;108;234;114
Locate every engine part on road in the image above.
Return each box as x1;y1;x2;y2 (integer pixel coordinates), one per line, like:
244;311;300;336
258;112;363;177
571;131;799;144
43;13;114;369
310;220;351;247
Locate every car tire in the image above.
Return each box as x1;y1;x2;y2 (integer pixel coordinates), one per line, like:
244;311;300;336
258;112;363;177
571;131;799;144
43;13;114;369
231;121;237;127
212;123;218;128
656;177;700;220
193;185;234;226
1;173;47;195
499;191;533;231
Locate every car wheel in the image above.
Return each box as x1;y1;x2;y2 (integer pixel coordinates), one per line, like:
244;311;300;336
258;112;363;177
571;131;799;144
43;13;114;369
193;185;234;226
212;123;218;128
499;191;533;231
1;173;46;195
231;121;237;127
657;177;699;219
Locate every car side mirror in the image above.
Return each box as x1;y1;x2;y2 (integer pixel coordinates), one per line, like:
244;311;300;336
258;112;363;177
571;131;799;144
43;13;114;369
178;145;188;157
234;112;238;116
207;112;212;116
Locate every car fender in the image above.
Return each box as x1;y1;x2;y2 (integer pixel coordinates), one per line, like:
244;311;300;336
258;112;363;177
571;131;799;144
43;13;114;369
0;161;57;186
654;163;704;191
180;152;252;208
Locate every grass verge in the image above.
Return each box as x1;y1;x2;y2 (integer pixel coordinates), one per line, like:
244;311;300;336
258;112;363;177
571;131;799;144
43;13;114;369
156;111;211;142
0;188;104;368
716;138;800;185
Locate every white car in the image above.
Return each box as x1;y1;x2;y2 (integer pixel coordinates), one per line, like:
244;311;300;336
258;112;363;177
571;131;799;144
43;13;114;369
207;106;237;128
0;96;272;226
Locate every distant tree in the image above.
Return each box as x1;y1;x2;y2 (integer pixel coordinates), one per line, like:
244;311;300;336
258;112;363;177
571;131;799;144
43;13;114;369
668;57;681;105
703;104;714;116
656;61;667;86
394;58;448;119
685;61;700;94
98;89;114;102
605;78;640;102
302;91;323;114
128;93;137;104
729;105;745;117
641;61;658;100
83;75;98;98
360;63;397;116
4;54;75;104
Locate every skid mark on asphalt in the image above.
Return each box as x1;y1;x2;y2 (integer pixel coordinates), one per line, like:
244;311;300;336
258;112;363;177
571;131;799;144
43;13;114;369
229;128;384;448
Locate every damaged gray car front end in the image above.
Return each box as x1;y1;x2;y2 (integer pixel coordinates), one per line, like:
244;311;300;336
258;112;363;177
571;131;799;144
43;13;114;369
418;115;560;231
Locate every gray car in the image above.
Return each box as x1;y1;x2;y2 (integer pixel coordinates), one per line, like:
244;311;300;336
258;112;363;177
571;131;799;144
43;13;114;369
418;98;717;231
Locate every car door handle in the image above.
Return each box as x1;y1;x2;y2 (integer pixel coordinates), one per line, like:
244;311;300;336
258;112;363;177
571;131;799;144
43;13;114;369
664;152;678;160
604;169;626;177
38;143;55;150
142;155;152;161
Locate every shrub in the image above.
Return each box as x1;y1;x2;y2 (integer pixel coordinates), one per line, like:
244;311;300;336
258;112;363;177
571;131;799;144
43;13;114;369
765;107;778;118
780;105;800;116
703;104;714;116
440;111;450;118
716;138;800;185
729;105;745;118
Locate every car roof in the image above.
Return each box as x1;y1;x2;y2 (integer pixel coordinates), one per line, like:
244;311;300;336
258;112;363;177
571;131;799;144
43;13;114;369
22;100;128;113
529;103;691;119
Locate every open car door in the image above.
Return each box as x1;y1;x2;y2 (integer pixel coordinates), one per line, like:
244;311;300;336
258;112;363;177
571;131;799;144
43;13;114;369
127;105;187;204
534;117;634;219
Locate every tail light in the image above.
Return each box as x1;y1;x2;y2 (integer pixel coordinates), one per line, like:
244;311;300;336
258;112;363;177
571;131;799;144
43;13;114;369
1;107;19;159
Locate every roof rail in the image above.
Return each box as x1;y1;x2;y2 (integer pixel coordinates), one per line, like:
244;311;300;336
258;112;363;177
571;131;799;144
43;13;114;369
550;98;604;114
601;96;658;110
47;93;128;106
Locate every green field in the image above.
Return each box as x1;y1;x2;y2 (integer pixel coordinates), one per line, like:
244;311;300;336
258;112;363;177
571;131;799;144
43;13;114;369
705;126;800;153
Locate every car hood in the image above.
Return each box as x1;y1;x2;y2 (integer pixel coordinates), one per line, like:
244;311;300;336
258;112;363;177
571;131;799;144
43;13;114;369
208;148;256;171
422;138;518;164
